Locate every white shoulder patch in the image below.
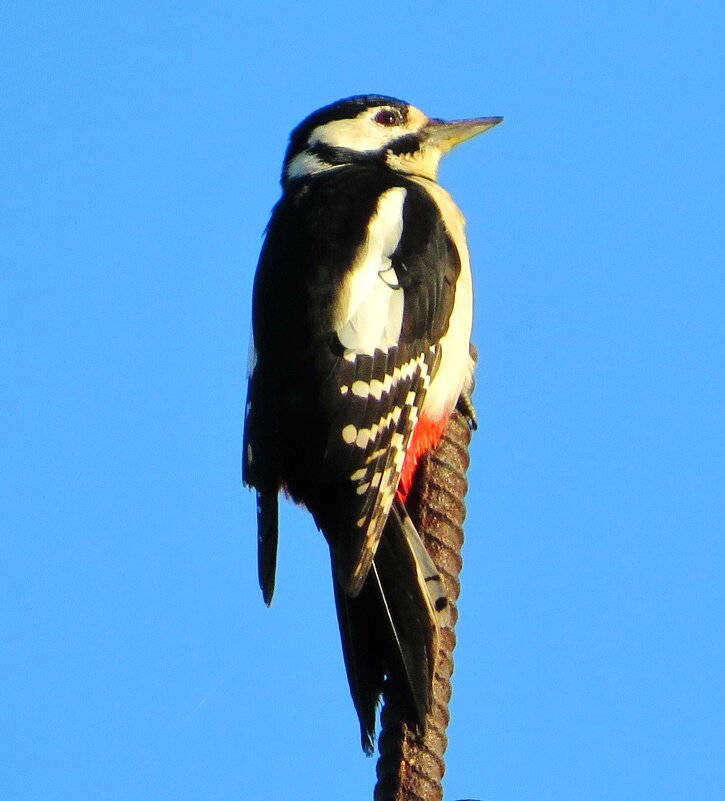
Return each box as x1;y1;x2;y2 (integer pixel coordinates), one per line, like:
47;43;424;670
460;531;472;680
336;187;407;354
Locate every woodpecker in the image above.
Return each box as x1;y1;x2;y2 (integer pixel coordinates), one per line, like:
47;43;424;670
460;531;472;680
243;95;501;753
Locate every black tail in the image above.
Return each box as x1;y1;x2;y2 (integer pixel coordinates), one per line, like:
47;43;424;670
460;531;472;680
333;497;448;753
256;489;278;606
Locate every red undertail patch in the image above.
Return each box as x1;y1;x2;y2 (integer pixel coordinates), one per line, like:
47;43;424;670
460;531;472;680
396;415;449;503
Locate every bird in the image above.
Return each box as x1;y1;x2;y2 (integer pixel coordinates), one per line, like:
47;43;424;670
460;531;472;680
243;94;501;753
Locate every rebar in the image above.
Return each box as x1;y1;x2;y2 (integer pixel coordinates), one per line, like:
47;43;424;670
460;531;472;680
374;404;472;801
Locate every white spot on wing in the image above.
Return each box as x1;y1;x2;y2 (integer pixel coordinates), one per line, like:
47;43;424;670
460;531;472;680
342;424;357;444
246;326;257;378
351;380;369;397
369;379;384;400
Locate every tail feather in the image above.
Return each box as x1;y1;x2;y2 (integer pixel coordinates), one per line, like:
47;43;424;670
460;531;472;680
256;490;279;606
389;499;449;623
333;573;385;754
333;497;447;751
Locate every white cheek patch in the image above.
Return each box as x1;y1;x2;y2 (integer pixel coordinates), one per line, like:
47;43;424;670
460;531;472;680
336;187;407;353
310;112;399;153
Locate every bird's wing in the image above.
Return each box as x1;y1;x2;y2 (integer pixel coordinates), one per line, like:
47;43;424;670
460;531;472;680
244;168;460;602
321;176;461;596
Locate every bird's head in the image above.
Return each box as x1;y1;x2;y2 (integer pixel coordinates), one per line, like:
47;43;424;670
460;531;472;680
282;94;502;186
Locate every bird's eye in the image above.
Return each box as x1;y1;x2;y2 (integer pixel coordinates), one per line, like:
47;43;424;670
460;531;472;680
374;109;401;127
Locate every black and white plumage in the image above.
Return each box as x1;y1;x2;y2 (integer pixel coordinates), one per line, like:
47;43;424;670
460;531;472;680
243;95;501;752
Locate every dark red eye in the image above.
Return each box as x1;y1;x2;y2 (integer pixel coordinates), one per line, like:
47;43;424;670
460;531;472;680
374;109;400;127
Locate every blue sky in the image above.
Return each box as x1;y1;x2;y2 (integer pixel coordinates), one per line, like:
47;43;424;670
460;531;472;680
2;2;723;800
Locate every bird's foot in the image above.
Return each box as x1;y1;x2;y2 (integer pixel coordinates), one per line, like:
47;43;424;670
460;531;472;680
456;389;478;431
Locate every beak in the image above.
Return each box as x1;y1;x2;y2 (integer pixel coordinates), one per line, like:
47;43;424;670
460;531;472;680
423;115;503;154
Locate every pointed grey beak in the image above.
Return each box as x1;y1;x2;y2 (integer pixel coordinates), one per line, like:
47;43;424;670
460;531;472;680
423;116;503;153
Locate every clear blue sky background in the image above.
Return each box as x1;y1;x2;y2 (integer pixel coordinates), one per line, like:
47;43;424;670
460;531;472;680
2;3;723;800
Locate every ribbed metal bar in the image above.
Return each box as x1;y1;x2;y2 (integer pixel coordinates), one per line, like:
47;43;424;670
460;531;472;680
374;406;472;801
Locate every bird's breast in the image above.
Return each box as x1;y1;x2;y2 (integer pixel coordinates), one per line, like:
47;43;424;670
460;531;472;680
409;178;474;421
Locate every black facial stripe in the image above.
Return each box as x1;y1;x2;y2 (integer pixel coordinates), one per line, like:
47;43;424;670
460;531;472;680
310;142;381;167
306;134;422;171
385;133;422;157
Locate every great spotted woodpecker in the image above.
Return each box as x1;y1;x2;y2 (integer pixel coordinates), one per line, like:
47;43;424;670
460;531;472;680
243;95;501;753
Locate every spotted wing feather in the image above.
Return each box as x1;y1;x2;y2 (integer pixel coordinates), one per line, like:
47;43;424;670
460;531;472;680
319;177;460;596
325;342;439;596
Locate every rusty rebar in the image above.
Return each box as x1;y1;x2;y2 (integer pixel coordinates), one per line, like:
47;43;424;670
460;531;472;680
374;403;472;801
